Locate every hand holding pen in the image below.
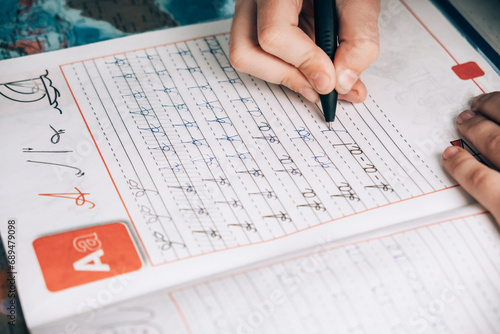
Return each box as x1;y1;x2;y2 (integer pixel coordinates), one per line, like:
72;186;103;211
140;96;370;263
229;0;380;105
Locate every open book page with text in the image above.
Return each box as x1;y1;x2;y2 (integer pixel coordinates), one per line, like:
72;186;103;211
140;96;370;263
38;211;500;333
0;0;498;330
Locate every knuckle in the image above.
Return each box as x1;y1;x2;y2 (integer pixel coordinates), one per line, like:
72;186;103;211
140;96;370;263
257;25;282;51
466;166;490;189
296;49;317;71
485;133;500;153
228;45;247;72
278;75;296;91
278;70;309;93
479;93;495;107
355;38;380;63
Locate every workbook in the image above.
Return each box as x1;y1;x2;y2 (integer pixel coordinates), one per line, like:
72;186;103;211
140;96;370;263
0;0;499;332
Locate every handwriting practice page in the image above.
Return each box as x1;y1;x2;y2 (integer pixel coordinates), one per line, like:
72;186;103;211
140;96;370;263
0;0;499;330
40;212;500;333
59;32;466;265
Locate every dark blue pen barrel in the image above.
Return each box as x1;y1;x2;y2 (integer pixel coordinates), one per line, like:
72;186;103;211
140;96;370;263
319;90;338;123
314;0;338;123
314;0;338;59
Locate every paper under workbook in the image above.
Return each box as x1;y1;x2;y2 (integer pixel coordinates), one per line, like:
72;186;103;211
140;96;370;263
1;0;499;332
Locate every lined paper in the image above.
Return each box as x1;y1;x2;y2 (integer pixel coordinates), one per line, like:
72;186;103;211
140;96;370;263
1;0;499;330
42;213;500;333
169;213;500;333
61;32;462;265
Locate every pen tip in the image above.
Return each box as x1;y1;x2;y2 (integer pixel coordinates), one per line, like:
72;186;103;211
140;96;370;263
328;122;333;130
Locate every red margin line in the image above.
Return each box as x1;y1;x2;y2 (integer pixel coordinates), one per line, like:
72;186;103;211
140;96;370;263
58;9;483;267
169;292;194;334
59;64;154;266
172;211;490;293
149;184;461;266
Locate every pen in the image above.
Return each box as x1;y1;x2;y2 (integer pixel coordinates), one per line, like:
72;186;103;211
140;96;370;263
314;0;338;129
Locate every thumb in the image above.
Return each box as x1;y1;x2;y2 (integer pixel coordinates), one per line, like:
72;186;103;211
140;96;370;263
334;0;380;95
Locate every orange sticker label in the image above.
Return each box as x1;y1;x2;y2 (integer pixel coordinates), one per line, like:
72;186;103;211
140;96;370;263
452;62;484;80
33;223;142;292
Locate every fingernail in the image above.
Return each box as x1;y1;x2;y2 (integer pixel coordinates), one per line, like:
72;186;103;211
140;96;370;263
312;72;330;92
336;68;358;94
457;110;477;125
471;93;487;111
442;146;460;160
299;87;320;103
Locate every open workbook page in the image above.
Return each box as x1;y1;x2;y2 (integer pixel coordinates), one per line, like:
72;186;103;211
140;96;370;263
37;210;500;333
0;0;498;330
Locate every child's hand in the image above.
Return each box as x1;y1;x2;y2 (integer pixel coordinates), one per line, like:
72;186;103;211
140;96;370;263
229;0;380;103
442;92;500;222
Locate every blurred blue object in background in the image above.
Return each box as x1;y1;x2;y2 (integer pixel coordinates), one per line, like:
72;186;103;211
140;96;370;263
0;0;235;60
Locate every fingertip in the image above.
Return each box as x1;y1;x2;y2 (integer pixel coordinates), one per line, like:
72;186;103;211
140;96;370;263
309;56;336;94
336;67;359;94
442;146;461;161
456;110;477;126
339;90;361;104
333;38;379;94
338;79;367;103
312;71;334;94
441;146;468;178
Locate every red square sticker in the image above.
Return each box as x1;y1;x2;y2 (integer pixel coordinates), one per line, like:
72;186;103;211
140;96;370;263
33;223;142;292
452;62;484;80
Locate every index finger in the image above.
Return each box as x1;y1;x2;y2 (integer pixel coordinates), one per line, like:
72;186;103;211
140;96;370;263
256;0;336;94
230;0;318;102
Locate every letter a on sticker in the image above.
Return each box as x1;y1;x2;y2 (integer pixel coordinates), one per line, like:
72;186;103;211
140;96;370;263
34;223;141;291
73;249;110;272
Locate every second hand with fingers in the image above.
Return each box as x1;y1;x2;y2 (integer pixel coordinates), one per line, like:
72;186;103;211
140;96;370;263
314;0;339;129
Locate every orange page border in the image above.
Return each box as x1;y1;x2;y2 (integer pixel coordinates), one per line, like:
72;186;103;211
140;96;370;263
58;0;484;267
